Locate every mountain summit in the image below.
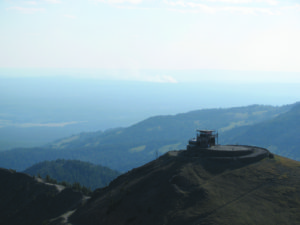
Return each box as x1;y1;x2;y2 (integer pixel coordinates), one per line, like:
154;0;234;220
69;150;300;225
1;146;299;224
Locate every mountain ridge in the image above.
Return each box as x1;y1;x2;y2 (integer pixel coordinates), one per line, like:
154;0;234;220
23;159;121;190
221;103;300;160
48;104;292;150
0;103;297;172
69;151;300;225
0;167;87;225
1;148;300;224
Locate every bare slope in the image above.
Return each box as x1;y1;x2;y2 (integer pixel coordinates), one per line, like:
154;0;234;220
70;151;300;225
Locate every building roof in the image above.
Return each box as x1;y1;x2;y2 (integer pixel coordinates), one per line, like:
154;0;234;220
197;130;215;133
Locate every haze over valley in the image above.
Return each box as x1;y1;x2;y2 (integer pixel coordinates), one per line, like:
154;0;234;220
1;69;299;150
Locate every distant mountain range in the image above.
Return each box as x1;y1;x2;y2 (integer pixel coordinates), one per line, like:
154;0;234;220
2;76;297;152
221;103;300;160
0;103;298;172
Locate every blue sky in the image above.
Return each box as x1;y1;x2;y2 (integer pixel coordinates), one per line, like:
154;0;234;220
1;0;300;83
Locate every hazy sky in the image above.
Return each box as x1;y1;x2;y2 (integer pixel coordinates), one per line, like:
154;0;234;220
1;0;300;83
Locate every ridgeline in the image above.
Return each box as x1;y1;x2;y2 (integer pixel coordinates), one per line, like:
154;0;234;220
1;149;300;224
69;151;300;225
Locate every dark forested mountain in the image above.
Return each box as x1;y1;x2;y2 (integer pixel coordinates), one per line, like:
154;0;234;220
221;103;300;160
0;103;296;172
69;152;300;225
0;168;86;225
23;159;121;190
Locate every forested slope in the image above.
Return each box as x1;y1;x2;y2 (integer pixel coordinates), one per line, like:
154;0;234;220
24;159;121;190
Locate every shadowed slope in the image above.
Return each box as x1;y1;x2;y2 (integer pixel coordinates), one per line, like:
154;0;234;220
0;168;86;225
70;151;300;225
23;159;121;190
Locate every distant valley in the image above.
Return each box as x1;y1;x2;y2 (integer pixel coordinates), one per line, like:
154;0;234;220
1;76;299;151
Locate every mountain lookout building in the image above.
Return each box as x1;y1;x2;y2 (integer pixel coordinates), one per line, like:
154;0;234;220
185;129;270;162
187;130;218;149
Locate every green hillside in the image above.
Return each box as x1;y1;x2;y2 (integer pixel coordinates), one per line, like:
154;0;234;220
47;104;291;150
70;152;300;225
23;159;121;190
221;103;300;160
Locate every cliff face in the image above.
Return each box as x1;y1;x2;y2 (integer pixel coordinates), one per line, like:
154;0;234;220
70;151;300;225
0;168;85;225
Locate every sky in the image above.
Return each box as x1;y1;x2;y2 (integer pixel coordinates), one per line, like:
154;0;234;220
1;0;300;83
1;0;300;142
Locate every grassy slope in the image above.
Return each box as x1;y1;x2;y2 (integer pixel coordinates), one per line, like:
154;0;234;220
222;103;300;160
70;153;300;225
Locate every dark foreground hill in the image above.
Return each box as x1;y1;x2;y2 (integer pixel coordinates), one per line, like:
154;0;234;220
1;150;300;225
23;159;121;190
0;168;87;225
69;151;300;225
